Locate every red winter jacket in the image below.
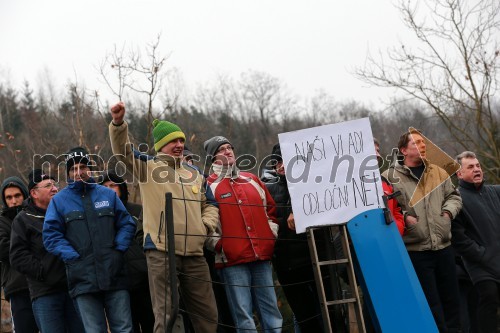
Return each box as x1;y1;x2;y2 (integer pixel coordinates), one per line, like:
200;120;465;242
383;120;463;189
205;169;278;268
382;178;405;236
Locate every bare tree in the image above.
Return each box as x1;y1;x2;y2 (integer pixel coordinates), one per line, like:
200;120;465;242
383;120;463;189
194;73;239;136
239;70;280;130
356;0;500;182
237;70;298;157
98;34;171;149
304;90;340;126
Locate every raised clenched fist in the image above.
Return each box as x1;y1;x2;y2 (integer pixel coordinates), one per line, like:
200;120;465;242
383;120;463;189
110;102;126;124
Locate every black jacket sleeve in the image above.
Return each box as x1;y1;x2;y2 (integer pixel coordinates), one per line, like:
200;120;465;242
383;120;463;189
10;217;44;281
0;216;11;264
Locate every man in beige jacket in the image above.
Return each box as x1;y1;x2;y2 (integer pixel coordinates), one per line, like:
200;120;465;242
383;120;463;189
383;129;462;333
109;102;219;333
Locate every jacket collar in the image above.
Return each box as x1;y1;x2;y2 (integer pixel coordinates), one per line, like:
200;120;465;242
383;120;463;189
25;197;47;216
212;163;240;179
459;179;484;191
67;177;97;192
155;153;181;167
395;159;431;175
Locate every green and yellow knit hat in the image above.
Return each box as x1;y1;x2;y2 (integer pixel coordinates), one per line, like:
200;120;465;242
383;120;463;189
152;119;186;152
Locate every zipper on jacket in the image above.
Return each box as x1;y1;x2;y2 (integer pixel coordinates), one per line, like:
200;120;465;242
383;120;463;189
81;182;87;198
157;211;164;243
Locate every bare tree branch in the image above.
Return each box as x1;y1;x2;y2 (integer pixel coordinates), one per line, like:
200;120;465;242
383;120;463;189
355;0;500;181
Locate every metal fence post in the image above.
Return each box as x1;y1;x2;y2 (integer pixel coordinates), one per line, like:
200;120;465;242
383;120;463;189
165;193;180;333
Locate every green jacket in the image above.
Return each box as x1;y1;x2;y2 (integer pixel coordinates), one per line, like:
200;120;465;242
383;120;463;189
382;161;462;251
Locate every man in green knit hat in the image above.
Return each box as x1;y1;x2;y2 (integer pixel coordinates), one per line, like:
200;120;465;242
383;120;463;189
109;102;219;333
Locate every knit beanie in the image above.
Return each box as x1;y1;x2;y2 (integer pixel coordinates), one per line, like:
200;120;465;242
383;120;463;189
28;169;55;191
203;136;232;162
65;146;91;175
271;143;283;162
98;170;128;204
152;119;186;152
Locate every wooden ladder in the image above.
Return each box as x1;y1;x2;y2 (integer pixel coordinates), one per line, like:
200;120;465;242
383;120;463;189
307;224;366;333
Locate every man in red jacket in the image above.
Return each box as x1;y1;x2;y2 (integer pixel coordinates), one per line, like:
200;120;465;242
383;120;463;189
204;136;282;333
374;139;405;235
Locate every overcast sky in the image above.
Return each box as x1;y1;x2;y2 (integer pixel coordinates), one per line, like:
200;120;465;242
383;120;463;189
0;0;412;107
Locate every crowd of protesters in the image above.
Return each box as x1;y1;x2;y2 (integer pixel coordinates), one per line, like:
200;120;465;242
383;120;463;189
0;102;498;333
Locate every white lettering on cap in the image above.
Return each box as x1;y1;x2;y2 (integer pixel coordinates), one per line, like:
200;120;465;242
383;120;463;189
65;151;89;162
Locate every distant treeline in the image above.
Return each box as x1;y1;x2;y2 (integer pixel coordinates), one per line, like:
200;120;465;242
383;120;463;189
0;76;484;187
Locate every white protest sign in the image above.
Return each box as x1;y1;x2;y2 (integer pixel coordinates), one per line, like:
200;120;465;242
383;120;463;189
278;118;384;233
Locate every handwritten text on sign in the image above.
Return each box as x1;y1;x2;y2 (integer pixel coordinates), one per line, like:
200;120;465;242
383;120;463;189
278;118;384;233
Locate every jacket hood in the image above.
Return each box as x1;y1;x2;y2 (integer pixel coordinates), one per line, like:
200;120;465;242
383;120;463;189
1;176;29;208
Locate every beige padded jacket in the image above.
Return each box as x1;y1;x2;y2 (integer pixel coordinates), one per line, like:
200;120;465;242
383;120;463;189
109;121;219;256
382;161;462;251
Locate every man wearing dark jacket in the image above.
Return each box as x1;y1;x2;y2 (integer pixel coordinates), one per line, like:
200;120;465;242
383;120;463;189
452;151;500;333
0;176;38;332
99;170;154;333
10;169;83;332
263;143;324;332
43;147;136;333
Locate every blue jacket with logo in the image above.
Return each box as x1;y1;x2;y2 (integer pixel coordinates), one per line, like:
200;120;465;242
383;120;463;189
43;179;136;297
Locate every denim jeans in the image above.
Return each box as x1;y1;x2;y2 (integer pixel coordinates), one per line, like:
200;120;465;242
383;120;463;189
32;291;84;333
218;261;283;333
74;290;133;333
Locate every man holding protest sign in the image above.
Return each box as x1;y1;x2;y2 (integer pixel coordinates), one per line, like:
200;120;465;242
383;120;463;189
278;120;443;332
264;143;324;332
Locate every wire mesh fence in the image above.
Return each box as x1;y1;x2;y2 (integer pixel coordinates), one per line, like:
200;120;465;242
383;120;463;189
0;193;354;333
161;193;352;332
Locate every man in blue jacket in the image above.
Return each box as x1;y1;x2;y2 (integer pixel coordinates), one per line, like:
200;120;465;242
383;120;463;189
43;147;136;333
